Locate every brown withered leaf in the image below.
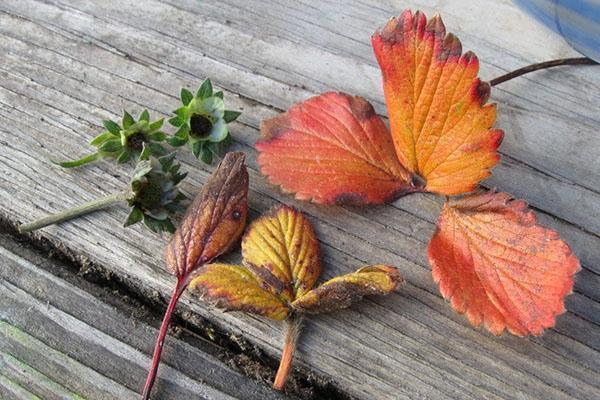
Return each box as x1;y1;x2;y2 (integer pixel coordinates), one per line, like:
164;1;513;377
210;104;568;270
291;265;401;314
188;263;289;320
165;152;249;278
241;205;321;303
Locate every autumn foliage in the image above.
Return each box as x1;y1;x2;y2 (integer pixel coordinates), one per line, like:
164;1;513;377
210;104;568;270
190;205;401;389
429;192;579;336
257;10;579;336
143;152;249;400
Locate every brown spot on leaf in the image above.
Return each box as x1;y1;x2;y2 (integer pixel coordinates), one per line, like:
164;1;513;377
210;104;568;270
438;33;462;61
334;192;366;206
346;95;376;121
259;115;290;141
292;265;401;314
425;14;446;37
474;79;491;105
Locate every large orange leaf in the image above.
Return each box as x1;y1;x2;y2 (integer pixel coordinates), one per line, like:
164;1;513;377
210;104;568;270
242;205;321;302
257;92;417;205
372;10;503;195
428;191;579;336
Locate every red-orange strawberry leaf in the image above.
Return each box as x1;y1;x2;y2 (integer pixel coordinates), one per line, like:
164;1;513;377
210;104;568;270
428;191;579;336
257;92;418;205
372;10;503;195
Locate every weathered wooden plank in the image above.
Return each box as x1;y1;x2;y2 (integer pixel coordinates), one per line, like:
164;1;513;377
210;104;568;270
3;0;600;273
0;238;290;400
0;31;598;325
0;350;87;400
41;0;600;236
0;321;138;400
0;373;42;400
0;0;599;399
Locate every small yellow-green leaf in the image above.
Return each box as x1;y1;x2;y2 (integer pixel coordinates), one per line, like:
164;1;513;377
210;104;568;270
189;263;289;320
291;265;401;314
242;206;321;303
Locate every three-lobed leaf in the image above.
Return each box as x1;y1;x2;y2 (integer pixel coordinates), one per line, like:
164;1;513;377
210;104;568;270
428;191;579;335
257;11;502;202
190;205;401;318
165;152;249;278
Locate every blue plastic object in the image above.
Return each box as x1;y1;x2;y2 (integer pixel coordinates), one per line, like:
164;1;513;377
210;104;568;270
514;0;600;62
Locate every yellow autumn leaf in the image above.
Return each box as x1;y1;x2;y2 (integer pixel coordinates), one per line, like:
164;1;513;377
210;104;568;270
241;205;321;302
291;265;402;314
189;263;289;320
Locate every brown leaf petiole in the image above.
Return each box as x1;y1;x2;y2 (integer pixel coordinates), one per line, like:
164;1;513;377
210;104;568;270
490;56;597;86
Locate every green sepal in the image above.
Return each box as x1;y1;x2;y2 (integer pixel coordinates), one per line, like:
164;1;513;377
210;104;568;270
167;125;189;146
174;107;187;118
200;147;213;164
98;139;123;153
172;171;187;186
143;215;176;234
90;131;114;146
139;109;150;122
180;88;194;106
122;111;135;129
213;91;224;99
150;144;167;156
223;110;241;123
124;207;144;227
149;131;166;141
196;79;213;99
158;152;177;171
148;118;164;131
103;120;121;135
116;150;131;164
168;116;184;127
191;141;203;159
166;136;187;147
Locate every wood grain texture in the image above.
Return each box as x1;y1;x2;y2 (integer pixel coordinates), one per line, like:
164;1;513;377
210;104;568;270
0;234;290;400
0;0;598;399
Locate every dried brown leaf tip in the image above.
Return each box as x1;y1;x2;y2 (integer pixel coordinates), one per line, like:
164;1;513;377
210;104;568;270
189;205;402;390
143;151;249;400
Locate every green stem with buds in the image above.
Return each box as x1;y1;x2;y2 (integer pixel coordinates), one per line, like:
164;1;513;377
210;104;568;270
19;192;129;233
